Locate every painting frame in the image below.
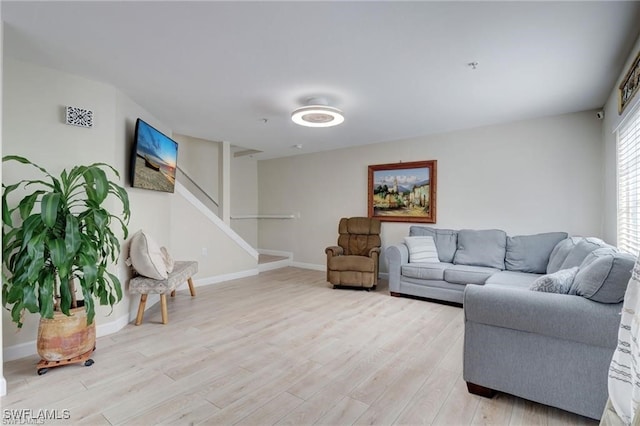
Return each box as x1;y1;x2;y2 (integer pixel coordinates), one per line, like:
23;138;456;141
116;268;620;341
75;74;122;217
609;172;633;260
619;50;640;115
368;160;437;223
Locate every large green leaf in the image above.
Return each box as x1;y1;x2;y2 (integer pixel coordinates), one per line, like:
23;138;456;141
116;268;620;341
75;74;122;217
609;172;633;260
109;183;131;223
22;284;39;313
79;252;98;286
106;270;123;302
18;191;45;221
64;214;81;254
58;276;72;316
81;284;95;326
83;167;109;204
38;272;55;319
20;214;43;249
47;238;70;279
40;193;61;228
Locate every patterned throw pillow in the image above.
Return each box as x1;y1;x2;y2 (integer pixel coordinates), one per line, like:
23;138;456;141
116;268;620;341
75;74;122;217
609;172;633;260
404;236;440;263
530;267;579;294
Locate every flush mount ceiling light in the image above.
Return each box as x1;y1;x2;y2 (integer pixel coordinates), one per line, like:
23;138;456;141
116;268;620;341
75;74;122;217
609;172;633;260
291;98;344;128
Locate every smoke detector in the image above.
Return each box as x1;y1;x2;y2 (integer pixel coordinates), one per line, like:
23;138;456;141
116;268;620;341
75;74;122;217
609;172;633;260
291;98;344;128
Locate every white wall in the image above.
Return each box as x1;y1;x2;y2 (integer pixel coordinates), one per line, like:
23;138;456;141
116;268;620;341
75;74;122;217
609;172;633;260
230;154;258;247
258;111;604;271
2;58;258;360
173;133;220;206
601;33;640;245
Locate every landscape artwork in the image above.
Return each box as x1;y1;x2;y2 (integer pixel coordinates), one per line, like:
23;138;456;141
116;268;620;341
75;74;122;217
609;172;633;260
132;119;178;193
368;160;437;223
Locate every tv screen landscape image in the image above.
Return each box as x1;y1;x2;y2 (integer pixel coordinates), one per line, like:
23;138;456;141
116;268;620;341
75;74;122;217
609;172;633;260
131;118;178;193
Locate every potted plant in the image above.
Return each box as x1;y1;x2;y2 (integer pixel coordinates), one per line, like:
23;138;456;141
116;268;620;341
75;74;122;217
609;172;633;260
2;155;130;368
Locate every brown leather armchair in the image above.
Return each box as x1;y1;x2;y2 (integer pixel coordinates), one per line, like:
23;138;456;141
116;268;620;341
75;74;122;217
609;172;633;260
325;217;382;289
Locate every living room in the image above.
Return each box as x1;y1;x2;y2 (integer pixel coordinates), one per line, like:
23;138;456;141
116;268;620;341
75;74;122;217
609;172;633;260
2;1;640;424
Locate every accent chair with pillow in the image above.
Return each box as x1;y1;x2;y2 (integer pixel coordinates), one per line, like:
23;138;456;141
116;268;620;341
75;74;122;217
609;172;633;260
127;230;198;325
326;217;381;289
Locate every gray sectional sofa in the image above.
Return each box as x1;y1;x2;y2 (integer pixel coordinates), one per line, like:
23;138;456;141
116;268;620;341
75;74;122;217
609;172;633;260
385;226;634;420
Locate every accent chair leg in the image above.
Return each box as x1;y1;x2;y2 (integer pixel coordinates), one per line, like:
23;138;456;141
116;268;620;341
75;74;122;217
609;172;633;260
187;277;196;297
170;290;176;297
466;382;497;398
390;291;402;297
135;294;147;326
160;294;169;325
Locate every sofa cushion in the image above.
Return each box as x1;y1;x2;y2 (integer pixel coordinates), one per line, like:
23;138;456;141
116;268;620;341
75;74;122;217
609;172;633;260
485;270;542;289
404;236;439;263
530;266;579;294
129;230;169;280
453;229;507;270
572;250;634;303
560;237;612;270
546;237;583;273
409;226;458;263
444;264;499;285
505;232;568;274
402;262;453;281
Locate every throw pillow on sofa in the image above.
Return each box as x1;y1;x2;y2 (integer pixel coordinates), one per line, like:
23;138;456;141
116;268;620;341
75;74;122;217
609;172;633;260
546;237;583;273
404;236;439;263
559;238;612;270
505;232;568;274
454;229;507;270
129;230;169;280
571;250;635;303
530;266;579;294
409;226;457;262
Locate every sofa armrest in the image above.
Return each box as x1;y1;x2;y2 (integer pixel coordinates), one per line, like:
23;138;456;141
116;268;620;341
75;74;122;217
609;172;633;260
464;284;622;349
325;246;344;257
386;243;409;292
368;247;381;257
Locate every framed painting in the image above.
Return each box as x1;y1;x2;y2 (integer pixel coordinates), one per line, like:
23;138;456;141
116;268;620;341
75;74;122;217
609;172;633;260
619;50;640;114
368;160;437;223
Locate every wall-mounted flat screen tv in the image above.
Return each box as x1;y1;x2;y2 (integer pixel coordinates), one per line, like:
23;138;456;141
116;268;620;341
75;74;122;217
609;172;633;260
130;118;178;193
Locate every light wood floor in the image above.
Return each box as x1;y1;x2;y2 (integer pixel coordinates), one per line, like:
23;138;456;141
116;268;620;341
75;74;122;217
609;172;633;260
2;267;598;425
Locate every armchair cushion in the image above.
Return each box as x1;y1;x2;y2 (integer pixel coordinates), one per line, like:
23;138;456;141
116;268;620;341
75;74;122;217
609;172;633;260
337;217;381;256
328;255;376;272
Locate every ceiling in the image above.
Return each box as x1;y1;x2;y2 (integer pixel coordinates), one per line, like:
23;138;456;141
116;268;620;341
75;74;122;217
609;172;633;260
3;1;640;160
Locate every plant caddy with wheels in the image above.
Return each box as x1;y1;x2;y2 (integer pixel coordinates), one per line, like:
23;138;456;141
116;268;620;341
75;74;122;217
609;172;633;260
2;155;130;374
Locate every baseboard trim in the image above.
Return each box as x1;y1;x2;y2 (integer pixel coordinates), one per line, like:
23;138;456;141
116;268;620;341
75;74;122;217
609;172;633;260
258;259;291;272
257;249;293;258
291;262;325;272
3;340;37;362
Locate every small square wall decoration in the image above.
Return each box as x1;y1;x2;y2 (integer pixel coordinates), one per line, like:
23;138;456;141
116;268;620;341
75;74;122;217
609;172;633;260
65;106;94;128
